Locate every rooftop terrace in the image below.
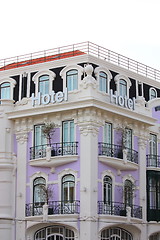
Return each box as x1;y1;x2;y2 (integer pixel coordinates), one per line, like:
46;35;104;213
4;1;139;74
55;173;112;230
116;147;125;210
0;41;160;81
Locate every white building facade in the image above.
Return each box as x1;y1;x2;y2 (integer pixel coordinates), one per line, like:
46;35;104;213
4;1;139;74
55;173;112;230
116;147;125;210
0;42;160;240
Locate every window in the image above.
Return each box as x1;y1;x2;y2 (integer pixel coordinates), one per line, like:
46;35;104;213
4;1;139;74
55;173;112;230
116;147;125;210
119;79;127;97
124;180;133;207
124;128;132;149
62;174;75;203
149;133;157;167
94;67;112;94
104;123;112;145
103;176;112;204
33;177;46;215
114;74;131;98
150;88;157;100
101;227;133;240
34;125;47;158
66;70;78;91
39;75;49;95
147;171;160;221
0;82;10;99
99;71;108;93
63;120;74;143
35;226;75;240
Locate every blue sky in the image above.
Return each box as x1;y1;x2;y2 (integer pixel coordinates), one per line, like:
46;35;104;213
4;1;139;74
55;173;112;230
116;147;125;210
1;0;160;69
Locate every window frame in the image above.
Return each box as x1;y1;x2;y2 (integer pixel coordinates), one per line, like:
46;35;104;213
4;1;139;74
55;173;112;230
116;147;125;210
104;122;112;145
66;69;78;91
0;78;16;101
149;87;157;100
62;174;75;203
114;74;131;98
32;70;56;95
60;65;83;92
38;75;50;95
94;67;112;94
103;176;112;204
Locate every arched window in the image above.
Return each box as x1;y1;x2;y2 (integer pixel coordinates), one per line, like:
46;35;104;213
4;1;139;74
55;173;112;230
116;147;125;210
124;180;133;207
99;71;108;93
62;174;75;203
33;177;47;207
0;82;10;99
38;75;49;95
114;74;131;98
35;226;75;240
66;70;78;91
101;227;133;240
103;176;112;204
119;79;127;97
150;88;157;100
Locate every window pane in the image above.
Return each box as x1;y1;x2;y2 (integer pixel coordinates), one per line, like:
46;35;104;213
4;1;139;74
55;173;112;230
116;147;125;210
39;75;49;95
104;123;112;144
0;82;10;99
125;128;132;149
99;72;108;93
67;70;78;91
119;79;127;97
149;134;157;155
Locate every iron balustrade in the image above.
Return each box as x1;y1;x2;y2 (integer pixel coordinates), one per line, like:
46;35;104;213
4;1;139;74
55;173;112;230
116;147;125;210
125;147;138;164
30;142;78;160
98;143;138;164
0;42;160;81
146;154;160;168
25;200;80;216
98;142;123;159
98;201;142;219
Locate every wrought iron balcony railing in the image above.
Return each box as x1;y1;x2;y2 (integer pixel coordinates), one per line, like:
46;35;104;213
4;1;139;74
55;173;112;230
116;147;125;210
98;201;142;219
26;200;80;216
98;143;138;164
30;142;78;160
146;154;160;168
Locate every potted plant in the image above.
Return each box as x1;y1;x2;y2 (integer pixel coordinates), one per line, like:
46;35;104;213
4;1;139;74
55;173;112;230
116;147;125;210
42;122;56;159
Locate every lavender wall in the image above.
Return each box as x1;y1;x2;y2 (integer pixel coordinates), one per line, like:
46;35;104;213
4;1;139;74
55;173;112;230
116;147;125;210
26;125;81;204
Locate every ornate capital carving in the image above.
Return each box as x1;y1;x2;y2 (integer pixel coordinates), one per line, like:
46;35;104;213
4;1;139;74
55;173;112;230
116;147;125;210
79;124;99;136
16;132;28;144
138;137;147;150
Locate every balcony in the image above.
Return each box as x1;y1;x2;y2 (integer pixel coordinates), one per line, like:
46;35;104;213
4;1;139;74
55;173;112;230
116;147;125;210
29;142;78;168
98;143;138;170
146;155;160;168
26;200;80;217
98;201;142;219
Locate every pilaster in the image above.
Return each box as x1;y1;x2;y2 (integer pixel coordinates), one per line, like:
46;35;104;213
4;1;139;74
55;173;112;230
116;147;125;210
15;119;29;240
78;108;101;240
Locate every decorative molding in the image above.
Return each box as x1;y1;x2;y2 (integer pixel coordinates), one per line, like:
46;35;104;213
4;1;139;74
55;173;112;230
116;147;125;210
80;64;97;89
79;124;99;136
16;132;28;144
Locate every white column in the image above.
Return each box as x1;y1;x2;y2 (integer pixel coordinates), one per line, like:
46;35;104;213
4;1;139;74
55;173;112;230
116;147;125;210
138;137;147;221
15;131;28;240
79;122;99;240
0;103;14;240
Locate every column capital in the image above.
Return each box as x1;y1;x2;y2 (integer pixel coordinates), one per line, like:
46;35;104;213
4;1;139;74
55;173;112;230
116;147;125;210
138;137;148;150
79;124;99;137
16;131;28;144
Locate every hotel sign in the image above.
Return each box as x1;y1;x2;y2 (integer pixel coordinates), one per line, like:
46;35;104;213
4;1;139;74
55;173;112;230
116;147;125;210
32;88;68;106
110;90;135;110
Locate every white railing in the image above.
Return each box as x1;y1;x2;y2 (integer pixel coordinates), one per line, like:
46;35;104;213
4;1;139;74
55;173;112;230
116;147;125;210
0;41;160;81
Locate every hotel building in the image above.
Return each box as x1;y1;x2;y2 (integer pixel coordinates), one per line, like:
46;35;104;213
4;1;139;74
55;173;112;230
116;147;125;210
0;42;160;240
